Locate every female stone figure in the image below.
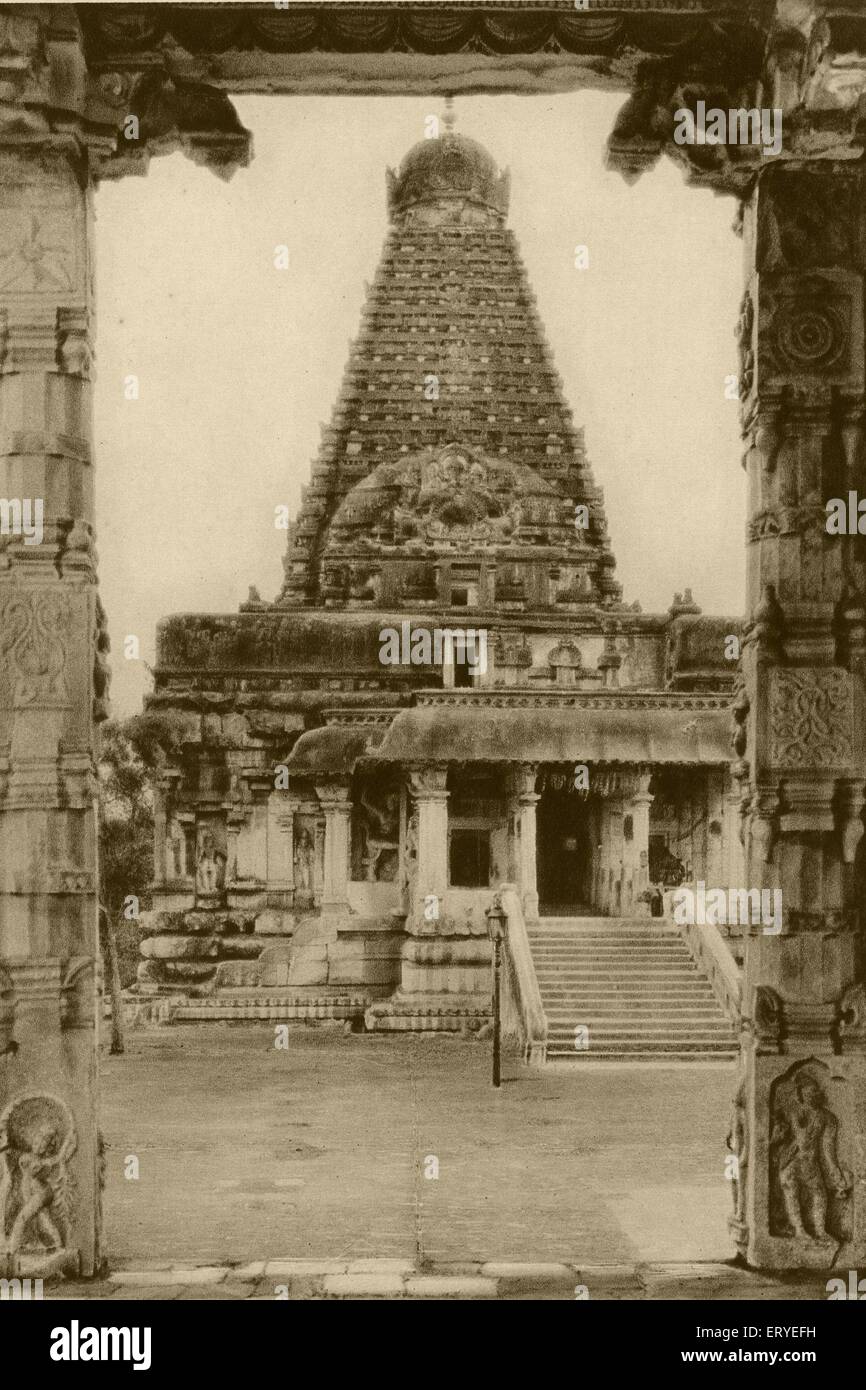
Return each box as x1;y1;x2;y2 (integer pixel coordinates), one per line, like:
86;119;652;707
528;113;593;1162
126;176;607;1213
196;829;226;895
294;827;314;895
770;1069;851;1242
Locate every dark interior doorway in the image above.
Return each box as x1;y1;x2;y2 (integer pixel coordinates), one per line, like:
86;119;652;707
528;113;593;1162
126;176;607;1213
537;786;592;914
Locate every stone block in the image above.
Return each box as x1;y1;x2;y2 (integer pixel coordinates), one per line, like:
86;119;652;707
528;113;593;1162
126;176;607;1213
213;961;262;988
288;945;329;986
140;935;219;960
219;937;263;960
253;943;292;986
265;1259;348;1277
404;1277;498;1298
346;1259;414;1275
480;1261;574;1293
254;909;294;936
323;1273;405;1298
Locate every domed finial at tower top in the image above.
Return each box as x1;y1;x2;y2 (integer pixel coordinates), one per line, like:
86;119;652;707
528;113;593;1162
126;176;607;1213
443;95;456;135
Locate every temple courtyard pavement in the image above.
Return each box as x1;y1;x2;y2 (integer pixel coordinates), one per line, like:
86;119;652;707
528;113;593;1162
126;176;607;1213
99;1026;733;1269
41;1027;837;1299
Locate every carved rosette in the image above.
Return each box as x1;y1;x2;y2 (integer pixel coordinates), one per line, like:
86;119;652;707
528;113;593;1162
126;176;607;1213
757;273;860;391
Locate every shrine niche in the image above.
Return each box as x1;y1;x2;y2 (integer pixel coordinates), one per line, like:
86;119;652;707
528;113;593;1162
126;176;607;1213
292;819;318;910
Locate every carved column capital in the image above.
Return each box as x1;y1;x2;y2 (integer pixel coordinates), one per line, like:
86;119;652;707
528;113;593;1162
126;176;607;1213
408;766;449;802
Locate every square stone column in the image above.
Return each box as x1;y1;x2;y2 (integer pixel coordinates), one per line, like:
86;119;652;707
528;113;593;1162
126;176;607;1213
409;767;449;923
0;96;101;1271
731;163;866;1269
705;770;726;889
629;769;654;906
508;764;539;923
267;791;295;906
315;782;352;914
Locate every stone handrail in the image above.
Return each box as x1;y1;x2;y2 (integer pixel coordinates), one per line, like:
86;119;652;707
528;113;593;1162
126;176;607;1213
675;915;742;1026
497;882;547;1067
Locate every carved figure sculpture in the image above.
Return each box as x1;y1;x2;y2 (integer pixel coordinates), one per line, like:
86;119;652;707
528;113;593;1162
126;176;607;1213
726;1076;748;1229
0;1096;76;1255
293;827;315;894
769;1067;851;1242
166;817;186;880
195;829;226;894
358;784;400;881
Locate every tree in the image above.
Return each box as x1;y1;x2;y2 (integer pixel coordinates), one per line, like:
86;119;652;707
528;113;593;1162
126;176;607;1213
97;712;185;1050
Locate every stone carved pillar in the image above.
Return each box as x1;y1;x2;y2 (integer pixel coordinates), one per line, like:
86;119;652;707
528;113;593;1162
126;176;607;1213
705;771;725;888
629;770;653;903
509;764;539;923
316;782;352;914
409;767;449;923
0;28;101;1276
267;791;294;905
723;789;745;891
734;163;866;1269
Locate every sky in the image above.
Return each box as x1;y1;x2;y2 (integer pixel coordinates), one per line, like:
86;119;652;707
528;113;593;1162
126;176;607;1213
93;91;745;716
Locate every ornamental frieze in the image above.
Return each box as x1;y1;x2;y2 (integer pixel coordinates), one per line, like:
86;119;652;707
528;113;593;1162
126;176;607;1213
80;5;759;66
767;667;853;770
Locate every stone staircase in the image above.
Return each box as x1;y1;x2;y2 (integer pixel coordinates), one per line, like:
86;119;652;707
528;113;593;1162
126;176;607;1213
528;917;738;1062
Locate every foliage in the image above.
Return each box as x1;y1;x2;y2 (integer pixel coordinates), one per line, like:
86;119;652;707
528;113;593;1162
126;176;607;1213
97;711;185;986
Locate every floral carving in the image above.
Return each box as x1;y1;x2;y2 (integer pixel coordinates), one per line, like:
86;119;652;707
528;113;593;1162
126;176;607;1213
0;212;72;295
0;588;69;705
768;668;852;769
759;275;856;386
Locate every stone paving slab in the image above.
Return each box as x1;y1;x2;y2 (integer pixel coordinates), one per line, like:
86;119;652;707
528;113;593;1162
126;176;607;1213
41;1260;839;1302
99;1025;736;1267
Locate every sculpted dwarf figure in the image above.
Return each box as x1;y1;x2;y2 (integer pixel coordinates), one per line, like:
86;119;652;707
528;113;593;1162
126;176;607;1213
770;1070;851;1242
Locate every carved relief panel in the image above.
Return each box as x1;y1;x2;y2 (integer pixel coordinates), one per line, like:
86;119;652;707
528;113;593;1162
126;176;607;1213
768;1060;851;1247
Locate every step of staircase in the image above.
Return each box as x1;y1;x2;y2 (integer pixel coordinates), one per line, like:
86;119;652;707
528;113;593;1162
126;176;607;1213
530;917;738;1063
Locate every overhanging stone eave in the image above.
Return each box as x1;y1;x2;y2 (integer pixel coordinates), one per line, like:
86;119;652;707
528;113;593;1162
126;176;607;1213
375;702;732;765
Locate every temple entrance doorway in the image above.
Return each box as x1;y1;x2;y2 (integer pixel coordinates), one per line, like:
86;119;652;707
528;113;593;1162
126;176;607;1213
537;784;592;915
